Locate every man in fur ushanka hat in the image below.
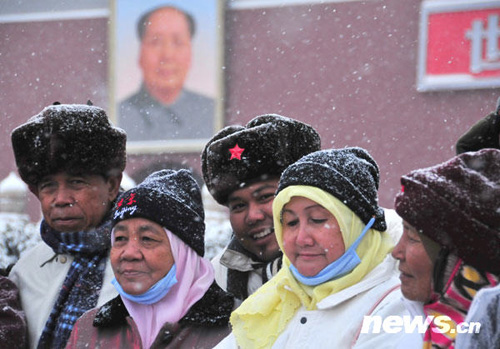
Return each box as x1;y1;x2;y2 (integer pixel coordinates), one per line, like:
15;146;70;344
201;114;321;302
9;102;126;349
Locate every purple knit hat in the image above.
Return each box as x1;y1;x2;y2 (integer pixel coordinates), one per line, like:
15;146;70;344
395;148;500;273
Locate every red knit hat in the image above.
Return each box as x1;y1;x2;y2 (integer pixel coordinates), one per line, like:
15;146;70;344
395;148;500;273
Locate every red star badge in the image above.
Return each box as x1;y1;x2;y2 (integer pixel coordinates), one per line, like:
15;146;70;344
229;144;245;160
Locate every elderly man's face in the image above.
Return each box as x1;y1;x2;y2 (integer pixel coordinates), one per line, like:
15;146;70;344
139;8;192;103
111;218;174;295
34;172;121;232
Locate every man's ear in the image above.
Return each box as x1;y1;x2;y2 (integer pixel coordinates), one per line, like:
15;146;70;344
107;174;123;201
28;184;39;197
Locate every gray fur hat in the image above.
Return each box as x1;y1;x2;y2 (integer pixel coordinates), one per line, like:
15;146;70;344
201;114;321;205
11;102;127;186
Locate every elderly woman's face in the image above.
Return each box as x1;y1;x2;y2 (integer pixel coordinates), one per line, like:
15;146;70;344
281;196;345;277
391;221;434;302
111;217;174;295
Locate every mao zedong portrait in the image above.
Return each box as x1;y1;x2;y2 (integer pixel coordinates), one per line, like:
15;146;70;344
118;5;215;142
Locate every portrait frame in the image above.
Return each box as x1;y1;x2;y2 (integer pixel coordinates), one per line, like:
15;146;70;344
109;0;224;154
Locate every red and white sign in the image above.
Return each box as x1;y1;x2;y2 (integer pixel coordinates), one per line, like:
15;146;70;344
417;0;500;91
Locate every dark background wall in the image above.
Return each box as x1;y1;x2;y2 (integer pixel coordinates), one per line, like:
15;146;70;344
0;0;498;222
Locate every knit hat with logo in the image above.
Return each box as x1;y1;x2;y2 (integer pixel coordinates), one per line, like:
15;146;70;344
201;114;321;205
112;169;206;256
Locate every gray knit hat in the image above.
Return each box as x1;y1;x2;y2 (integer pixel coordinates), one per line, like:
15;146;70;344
201;114;321;205
11;102;127;186
112;169;206;256
277;147;387;231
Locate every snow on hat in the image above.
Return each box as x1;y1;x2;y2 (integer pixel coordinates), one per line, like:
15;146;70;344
277;147;387;231
201;114;321;205
395;148;500;273
455;99;500;154
11;102;127;186
112;169;206;256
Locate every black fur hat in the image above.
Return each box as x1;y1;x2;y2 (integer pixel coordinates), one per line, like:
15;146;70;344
395;148;500;274
11;103;127;186
201;114;321;205
455;98;500;154
112;169;206;256
277;147;387;231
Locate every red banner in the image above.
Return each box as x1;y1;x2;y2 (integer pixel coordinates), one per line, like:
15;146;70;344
418;0;500;91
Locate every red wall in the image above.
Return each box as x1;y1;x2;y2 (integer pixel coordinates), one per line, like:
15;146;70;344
222;0;499;208
0;0;498;221
0;18;109;221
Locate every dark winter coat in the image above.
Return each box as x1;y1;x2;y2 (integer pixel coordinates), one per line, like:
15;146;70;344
0;276;28;348
65;283;233;349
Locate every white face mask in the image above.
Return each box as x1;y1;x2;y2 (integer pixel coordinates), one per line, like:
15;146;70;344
112;264;178;304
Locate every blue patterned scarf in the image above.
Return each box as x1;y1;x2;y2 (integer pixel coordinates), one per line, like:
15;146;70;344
37;218;112;349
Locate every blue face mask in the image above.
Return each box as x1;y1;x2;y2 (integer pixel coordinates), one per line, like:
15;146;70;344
290;217;375;286
112;263;178;304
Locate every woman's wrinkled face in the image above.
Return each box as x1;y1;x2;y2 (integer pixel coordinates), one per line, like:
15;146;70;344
281;196;345;277
111;218;174;295
391;221;434;302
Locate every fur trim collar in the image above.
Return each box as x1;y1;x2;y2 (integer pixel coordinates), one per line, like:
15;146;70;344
93;282;233;328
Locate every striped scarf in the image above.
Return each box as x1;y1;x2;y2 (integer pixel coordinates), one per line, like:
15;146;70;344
224;236;282;300
37;218;112;349
423;259;498;348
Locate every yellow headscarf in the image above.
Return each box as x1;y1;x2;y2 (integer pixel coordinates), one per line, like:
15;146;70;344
230;186;394;348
